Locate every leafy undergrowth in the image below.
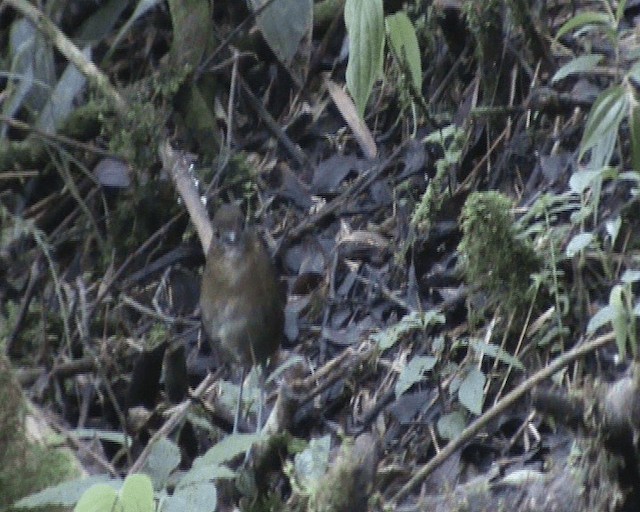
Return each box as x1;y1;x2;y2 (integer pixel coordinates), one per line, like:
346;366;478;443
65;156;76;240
2;0;640;511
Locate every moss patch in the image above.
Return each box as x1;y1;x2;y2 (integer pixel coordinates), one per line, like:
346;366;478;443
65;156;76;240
0;352;80;508
458;191;540;315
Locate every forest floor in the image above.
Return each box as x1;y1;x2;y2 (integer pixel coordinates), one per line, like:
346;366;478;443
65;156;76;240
2;1;640;511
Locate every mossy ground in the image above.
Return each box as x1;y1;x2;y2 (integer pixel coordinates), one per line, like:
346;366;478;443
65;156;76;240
0;351;80;509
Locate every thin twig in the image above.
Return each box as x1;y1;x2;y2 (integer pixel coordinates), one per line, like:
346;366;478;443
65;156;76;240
128;372;218;474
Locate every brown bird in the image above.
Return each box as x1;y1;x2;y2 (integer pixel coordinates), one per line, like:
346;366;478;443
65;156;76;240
200;204;284;431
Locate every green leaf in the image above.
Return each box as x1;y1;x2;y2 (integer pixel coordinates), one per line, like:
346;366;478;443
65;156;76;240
14;476;119;508
569;169;601;194
609;285;628;359
588;130;617;171
294;435;331;493
385;11;422;92
142;437;181;490
36;47;89;134
105;0;164;62
345;0;384;116
555;11;611;40
370;310;444;350
551;54;603;83
248;0;313;68
74;484;121;512
467;339;524;370
587;304;615;334
163;482;217;512
579;86;627;161
120;474;154;512
177;464;235;489
75;0;129;43
168;0;213;68
565;232;594;257
395;356;437;398
616;0;628;23
195;433;263;468
437;410;466;440
629;103;640;173
458;368;485;415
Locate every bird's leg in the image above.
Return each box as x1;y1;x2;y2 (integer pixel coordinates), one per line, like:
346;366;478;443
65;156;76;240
234;366;246;434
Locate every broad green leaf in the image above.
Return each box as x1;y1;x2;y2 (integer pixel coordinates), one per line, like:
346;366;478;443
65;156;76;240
345;0;384;116
163;482;217;512
580;86;627;161
629;103;640;173
195;433;263;468
551;54;603;83
437;410;466;440
3;18;55;138
142;437;181;490
566;232;594;257
36;47;90;134
75;0;130;43
569;170;602;194
120;474;154;512
14;476;118;509
587;129;617;172
395;356;437;398
555;11;611;40
385;11;422;92
74;484;121;512
587;304;615;333
168;0;213;68
249;0;312;71
177;464;235;489
458;368;485;415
